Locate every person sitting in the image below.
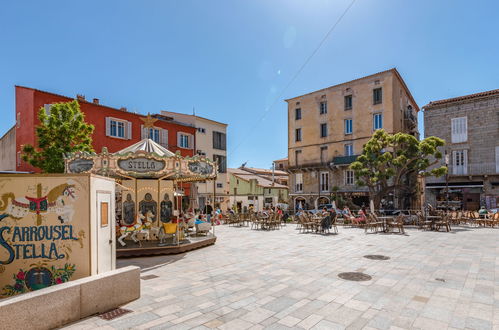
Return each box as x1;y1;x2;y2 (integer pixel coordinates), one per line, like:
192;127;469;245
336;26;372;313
343;206;355;222
478;206;488;219
320;207;332;231
352;207;367;226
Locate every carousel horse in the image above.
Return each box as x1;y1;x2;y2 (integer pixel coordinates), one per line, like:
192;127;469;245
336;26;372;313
118;210;154;247
0;182;76;223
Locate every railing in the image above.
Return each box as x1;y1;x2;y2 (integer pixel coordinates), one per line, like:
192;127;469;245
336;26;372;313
449;163;497;176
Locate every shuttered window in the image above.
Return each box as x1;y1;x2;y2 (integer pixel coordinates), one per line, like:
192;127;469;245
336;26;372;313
452;150;468;175
213;131;226;150
178;132;194;149
295;173;303;192
345;170;355;185
106;117;131;139
213;154;227;173
451;117;467;143
373;113;383;130
320;172;329;192
344;119;352;134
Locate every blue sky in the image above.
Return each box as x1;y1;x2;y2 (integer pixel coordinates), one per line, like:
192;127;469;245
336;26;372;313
1;0;498;169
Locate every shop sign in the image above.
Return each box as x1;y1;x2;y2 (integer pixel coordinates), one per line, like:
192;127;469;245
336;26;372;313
118;158;165;173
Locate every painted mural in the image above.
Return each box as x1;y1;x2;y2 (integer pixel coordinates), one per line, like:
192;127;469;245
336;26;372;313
0;176;90;298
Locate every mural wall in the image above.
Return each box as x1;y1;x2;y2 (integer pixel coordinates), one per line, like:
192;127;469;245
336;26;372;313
0;175;90;298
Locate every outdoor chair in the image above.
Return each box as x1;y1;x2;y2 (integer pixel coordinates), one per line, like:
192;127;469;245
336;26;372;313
435;214;451;232
387;215;405;234
492;213;499;228
365;214;381;233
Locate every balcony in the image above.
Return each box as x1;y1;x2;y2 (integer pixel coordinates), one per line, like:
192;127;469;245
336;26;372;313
404;111;417;129
331;155;359;166
449;163;498;176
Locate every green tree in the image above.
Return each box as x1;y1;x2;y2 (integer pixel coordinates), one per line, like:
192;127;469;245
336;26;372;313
349;129;447;209
22;100;94;173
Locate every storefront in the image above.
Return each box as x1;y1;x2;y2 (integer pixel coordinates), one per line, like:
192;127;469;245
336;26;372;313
426;182;484;210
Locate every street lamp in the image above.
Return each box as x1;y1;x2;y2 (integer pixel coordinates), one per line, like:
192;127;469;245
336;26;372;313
445;152;450;211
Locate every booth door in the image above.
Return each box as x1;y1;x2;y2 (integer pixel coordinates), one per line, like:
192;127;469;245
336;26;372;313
97;192;113;273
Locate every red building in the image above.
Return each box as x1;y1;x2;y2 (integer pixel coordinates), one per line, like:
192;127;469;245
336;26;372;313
14;86;196;172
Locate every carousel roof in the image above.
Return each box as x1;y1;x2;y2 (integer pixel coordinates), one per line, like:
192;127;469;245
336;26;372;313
114;138;175;157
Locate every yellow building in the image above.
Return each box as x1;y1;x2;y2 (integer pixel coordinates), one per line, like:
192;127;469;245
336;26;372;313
286;68;419;210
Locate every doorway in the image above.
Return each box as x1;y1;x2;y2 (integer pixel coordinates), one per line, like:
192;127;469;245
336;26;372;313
97;191;113;273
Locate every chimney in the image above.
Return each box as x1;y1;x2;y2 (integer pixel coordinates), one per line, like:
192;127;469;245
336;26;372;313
92;98;99;105
119;107;127;112
76;94;85;101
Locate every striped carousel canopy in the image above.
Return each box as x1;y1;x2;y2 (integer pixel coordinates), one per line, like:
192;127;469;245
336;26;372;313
114;138;175;157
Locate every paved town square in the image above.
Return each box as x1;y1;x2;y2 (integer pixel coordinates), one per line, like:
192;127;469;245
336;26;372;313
64;224;499;330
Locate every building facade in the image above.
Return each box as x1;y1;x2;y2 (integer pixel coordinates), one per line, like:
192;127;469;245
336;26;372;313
0;127;15;171
286;68;419;210
424;89;499;210
273;157;288;171
161;111;228;211
228;167;289;212
1;86;197;201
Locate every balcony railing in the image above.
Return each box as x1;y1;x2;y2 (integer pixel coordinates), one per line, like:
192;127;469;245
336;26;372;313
427;163;497;181
450;163;498;176
331;155;359;166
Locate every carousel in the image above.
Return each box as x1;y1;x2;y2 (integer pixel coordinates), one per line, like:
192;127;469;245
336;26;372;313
64;138;218;256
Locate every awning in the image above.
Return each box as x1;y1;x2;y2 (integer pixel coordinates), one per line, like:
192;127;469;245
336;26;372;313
426;185;483;189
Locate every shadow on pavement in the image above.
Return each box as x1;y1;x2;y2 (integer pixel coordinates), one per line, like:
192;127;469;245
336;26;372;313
117;253;186;272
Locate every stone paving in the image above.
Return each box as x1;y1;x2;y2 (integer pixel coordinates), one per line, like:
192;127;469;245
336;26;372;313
63;224;499;330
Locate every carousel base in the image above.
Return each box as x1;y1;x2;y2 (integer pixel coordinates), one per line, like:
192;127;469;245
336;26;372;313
116;234;216;257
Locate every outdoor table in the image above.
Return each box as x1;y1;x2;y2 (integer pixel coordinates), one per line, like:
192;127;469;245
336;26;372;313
376;216;394;232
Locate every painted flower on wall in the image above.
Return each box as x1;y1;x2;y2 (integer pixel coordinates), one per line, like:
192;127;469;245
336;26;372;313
1;264;76;297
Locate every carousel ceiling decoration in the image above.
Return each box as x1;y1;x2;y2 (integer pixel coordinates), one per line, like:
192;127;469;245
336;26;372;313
64;138;217;180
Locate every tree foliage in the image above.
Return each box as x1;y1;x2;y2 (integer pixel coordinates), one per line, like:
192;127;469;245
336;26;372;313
22;100;94;173
349;129;447;208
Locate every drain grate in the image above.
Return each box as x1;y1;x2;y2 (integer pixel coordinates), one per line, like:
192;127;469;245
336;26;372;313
338;272;372;281
141;274;159;280
98;308;132;320
364;255;390;260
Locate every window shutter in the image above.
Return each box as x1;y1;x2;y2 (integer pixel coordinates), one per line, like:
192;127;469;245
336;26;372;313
160;129;168;147
105;117;110;136
177;132;182;147
212;132;216;149
462;117;468;142
451;117;467;143
127;121;132;140
222;133;226;150
463;149;468;175
189;134;194;149
452;151;457;175
141;125;147;139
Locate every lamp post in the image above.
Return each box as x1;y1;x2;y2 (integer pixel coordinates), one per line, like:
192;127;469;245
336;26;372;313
445;152;450;211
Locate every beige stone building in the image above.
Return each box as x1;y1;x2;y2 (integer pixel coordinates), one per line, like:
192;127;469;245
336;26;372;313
161;111;228;210
286;68;419;210
273;157;288;171
423;89;499;210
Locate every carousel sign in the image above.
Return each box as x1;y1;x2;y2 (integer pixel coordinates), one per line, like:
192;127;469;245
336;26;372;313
117;158;165;173
64;138;217;180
